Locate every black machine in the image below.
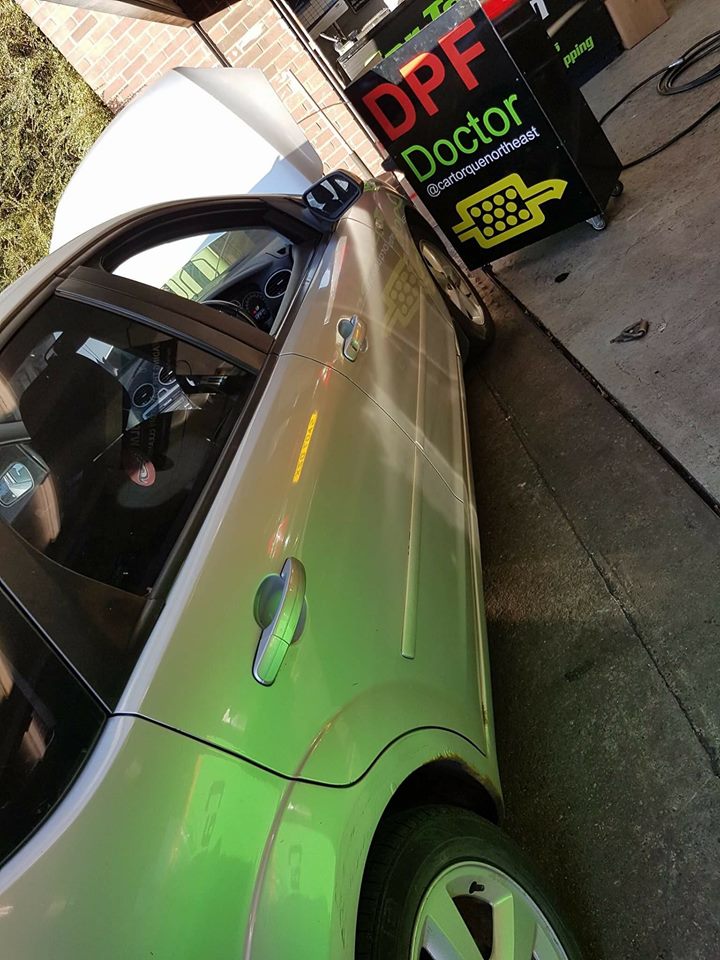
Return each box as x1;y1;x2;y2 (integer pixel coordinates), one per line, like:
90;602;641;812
347;0;622;267
532;0;622;86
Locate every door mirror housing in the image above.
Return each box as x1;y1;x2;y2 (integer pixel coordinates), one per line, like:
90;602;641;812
302;171;363;222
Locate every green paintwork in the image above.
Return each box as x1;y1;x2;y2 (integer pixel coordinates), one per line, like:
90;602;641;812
0;183;503;958
0;720;500;958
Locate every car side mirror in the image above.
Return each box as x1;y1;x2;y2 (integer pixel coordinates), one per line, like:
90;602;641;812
303;171;362;222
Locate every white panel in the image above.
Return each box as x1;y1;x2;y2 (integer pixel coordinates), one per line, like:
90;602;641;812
51;68;324;250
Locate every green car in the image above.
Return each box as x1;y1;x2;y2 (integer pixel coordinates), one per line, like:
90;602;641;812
0;168;578;959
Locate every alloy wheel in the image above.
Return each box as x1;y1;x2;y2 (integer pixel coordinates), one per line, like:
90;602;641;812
419;241;491;341
411;860;570;960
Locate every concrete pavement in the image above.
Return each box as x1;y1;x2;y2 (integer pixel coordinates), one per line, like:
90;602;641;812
467;277;720;959
493;0;720;504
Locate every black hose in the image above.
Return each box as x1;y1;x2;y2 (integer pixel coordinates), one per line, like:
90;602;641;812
601;29;720;170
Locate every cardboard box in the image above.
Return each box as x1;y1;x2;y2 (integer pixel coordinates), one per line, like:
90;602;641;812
604;0;668;49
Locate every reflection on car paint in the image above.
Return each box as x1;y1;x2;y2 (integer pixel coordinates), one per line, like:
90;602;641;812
0;463;34;506
383;258;421;335
292;411;318;485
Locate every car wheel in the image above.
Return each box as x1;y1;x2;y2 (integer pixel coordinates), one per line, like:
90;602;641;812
414;229;495;354
356;805;581;960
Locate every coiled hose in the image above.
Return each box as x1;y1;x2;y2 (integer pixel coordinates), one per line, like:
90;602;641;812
600;29;720;169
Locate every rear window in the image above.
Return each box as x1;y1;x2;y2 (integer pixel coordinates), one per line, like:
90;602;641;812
0;295;256;596
0;592;104;869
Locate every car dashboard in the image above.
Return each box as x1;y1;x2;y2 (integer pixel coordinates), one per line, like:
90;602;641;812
197;239;295;334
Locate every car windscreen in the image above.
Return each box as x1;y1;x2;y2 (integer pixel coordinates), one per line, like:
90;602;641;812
0;588;105;870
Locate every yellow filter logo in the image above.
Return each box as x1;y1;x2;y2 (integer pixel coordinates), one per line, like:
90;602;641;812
452;174;568;250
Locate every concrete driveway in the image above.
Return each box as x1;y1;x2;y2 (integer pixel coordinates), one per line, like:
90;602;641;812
467;274;720;959
493;0;720;505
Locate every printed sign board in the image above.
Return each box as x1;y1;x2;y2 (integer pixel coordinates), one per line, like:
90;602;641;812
337;0;620;85
541;0;622;85
348;0;620;266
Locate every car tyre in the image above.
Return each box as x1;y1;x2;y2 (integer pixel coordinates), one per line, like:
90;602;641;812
410;219;495;357
355;805;581;960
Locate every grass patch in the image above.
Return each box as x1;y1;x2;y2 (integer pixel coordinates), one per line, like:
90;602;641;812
0;0;111;288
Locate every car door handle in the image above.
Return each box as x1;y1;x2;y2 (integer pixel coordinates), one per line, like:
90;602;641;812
338;315;368;362
252;557;307;686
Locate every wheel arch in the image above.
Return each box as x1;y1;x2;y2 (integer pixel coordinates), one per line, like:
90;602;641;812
247;728;503;959
383;756;502;825
352;761;507;959
403;203;437;238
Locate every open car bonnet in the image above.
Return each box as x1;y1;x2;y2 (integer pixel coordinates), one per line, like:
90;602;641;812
51;67;324;250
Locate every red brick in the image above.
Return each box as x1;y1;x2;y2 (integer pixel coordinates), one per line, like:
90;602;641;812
259;20;288;48
71;17;95;42
130;51;149;72
110;20;130;40
229;7;265;36
142;49;170;79
112;51;132;72
156;33;187;57
103;75;131;100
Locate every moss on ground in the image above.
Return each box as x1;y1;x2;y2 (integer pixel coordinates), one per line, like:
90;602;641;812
0;0;111;288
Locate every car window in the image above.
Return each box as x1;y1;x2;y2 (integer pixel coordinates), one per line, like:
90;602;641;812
112;227;298;334
0;294;256;596
0;590;105;869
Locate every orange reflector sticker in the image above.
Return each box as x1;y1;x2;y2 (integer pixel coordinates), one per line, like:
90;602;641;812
293;411;318;484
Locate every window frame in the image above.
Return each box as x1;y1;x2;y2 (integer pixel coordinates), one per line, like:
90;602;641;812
0;284;276;706
88;197;325;349
0;196;330;706
92;197;321;277
0;195;329;356
0;193;331;843
0;581;107;869
56;266;270;370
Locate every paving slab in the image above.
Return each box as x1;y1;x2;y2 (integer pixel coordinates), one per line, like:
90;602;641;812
467;277;720;958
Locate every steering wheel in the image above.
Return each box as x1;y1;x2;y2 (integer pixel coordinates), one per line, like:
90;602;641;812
201;299;259;327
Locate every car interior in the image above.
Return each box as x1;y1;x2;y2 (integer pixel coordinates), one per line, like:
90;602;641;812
0;296;256;596
112;226;313;337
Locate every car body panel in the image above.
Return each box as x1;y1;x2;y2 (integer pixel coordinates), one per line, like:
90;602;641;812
51;68;324;250
280;188;468;504
0;721;500;960
280;201;423;445
0;179;503;958
356;186;470;504
247;727;502;959
0;187;494;789
119;351;487;782
0;716;284;959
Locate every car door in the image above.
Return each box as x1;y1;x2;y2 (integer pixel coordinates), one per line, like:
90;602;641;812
335;191;492;757
275;188;490;757
49;196;489;785
279;187;468;503
0;268;267;709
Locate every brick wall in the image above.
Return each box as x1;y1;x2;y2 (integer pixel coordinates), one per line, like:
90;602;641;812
16;0;383;176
